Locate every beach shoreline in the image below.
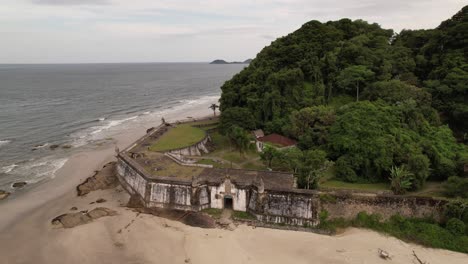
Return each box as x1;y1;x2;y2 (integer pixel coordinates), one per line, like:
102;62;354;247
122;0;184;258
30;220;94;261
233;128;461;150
0;101;466;264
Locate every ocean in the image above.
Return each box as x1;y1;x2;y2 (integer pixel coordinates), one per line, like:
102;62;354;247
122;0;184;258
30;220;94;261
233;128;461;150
0;63;244;192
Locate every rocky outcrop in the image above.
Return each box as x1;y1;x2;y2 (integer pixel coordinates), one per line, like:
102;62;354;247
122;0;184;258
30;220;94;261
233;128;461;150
12;182;26;188
77;162;118;196
52;207;117;228
0;190;10;200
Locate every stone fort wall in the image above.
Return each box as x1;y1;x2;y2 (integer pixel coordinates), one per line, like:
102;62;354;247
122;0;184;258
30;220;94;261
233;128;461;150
117;152;447;227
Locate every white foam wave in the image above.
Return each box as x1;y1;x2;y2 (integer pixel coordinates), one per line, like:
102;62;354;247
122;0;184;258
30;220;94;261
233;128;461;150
0;140;11;147
16;158;68;182
69;94;220;147
1;164;18;173
90;115;138;135
0;157;68;190
31;143;49;150
97;117;106;121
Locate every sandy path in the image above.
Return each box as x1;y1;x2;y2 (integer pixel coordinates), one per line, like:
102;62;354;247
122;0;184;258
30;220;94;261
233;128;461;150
0;105;466;264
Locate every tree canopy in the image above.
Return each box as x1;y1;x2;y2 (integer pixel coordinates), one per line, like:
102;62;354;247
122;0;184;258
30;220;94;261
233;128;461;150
219;6;468;188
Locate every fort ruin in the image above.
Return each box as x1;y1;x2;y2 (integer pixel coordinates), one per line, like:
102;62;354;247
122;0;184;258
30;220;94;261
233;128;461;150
116;118;448;227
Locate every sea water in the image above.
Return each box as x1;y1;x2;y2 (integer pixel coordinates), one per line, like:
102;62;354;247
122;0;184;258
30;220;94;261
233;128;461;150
0;63;244;192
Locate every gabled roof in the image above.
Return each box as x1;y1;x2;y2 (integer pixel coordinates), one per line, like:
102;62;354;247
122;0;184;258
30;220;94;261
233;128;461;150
252;129;265;138
258;133;297;147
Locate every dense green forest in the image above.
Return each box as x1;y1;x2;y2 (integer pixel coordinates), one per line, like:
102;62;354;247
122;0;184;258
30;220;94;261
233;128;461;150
219;6;468;192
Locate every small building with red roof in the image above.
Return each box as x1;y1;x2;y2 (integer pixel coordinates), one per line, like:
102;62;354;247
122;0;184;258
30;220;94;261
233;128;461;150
255;133;297;152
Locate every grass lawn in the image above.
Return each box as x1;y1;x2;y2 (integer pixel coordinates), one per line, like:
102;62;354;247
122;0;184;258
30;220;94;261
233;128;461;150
232;211;256;220
149;124;206;152
202;208;223;219
321;179;389;191
204;131;266;170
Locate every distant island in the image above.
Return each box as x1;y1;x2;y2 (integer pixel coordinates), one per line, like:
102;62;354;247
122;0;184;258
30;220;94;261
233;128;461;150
210;59;252;64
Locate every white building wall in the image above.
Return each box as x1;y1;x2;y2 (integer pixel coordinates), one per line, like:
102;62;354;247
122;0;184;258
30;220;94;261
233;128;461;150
210;184;224;209
209;182;247;211
150;183;191;206
233;188;247;211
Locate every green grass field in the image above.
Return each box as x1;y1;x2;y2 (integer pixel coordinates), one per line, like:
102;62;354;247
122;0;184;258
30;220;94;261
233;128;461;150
321;179;389;191
149;124;206;152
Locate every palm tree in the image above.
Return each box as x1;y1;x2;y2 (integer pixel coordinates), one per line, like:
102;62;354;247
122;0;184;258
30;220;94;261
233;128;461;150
389;165;414;195
209;104;219;117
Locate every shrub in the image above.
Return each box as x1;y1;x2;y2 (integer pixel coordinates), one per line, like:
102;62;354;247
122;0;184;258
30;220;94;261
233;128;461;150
446;218;466;236
353;211;382;229
444;200;468;224
319;209;329;223
443;176;468;198
335;156;358;182
389;165;414;195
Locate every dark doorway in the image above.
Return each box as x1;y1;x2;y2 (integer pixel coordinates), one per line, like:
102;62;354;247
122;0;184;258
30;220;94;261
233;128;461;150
224;196;233;209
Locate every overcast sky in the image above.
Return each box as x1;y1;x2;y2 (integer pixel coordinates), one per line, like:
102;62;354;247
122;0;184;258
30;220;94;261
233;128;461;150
0;0;465;63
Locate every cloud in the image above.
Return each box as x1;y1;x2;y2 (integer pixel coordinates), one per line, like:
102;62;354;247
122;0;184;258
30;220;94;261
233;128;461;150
1;0;466;63
31;0;109;5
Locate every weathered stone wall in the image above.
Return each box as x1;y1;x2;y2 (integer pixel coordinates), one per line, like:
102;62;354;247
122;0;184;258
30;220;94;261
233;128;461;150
148;182;192;210
167;136;211;156
117;156;148;200
117;151;446;227
209;180;247;211
321;192;447;221
248;190;320;226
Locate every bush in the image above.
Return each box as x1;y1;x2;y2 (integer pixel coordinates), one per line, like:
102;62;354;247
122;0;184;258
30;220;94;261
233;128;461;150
353;211;382;229
446;218;466;236
443;176;468;198
335;156;358;182
319;209;329;223
349;212;468;253
444;200;468;224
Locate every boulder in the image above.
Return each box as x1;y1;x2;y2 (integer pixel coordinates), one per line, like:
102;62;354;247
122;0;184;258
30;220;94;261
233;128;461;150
52;207;117;228
62;144;72;149
76;162;118;196
12;182;27;188
0;190;10;200
52;212;92;228
87;207;117;219
49;144;60;150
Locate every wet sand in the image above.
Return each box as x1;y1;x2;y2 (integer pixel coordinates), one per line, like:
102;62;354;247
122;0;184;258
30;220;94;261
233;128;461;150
0;104;466;264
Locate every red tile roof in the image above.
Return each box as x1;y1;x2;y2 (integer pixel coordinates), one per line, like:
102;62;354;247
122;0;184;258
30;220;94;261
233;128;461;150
258;133;297;147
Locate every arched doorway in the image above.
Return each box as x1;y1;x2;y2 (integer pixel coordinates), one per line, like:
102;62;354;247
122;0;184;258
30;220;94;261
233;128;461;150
223;195;233;209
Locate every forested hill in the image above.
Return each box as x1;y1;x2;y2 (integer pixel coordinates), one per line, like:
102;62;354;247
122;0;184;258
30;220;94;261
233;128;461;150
219;6;467;188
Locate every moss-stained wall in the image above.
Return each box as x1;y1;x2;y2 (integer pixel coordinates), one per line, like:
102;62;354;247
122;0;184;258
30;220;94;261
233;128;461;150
117;154;447;227
117;156;147;199
320;193;447;221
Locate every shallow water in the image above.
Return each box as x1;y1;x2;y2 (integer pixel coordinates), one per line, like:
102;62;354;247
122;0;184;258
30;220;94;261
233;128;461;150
0;63;244;191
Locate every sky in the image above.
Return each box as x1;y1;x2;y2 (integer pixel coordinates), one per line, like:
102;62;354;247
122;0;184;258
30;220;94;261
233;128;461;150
0;0;465;63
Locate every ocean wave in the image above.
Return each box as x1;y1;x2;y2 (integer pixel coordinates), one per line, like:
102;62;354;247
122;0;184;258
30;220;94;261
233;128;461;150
31;143;49;150
0;157;68;190
90;115;138;135
1;164;18;174
0;140;11;147
69;94;220;147
97;117;106;121
15;158;67;181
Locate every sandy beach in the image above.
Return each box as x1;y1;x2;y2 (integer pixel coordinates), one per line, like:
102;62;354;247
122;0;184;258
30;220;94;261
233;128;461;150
0;103;466;264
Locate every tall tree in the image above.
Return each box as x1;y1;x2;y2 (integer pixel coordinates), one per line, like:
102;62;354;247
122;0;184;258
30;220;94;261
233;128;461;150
226;126;251;156
337;65;375;101
209;104;219;117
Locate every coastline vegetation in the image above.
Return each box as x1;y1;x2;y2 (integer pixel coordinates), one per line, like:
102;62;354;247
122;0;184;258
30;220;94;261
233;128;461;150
217;6;468;195
318;204;468;253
